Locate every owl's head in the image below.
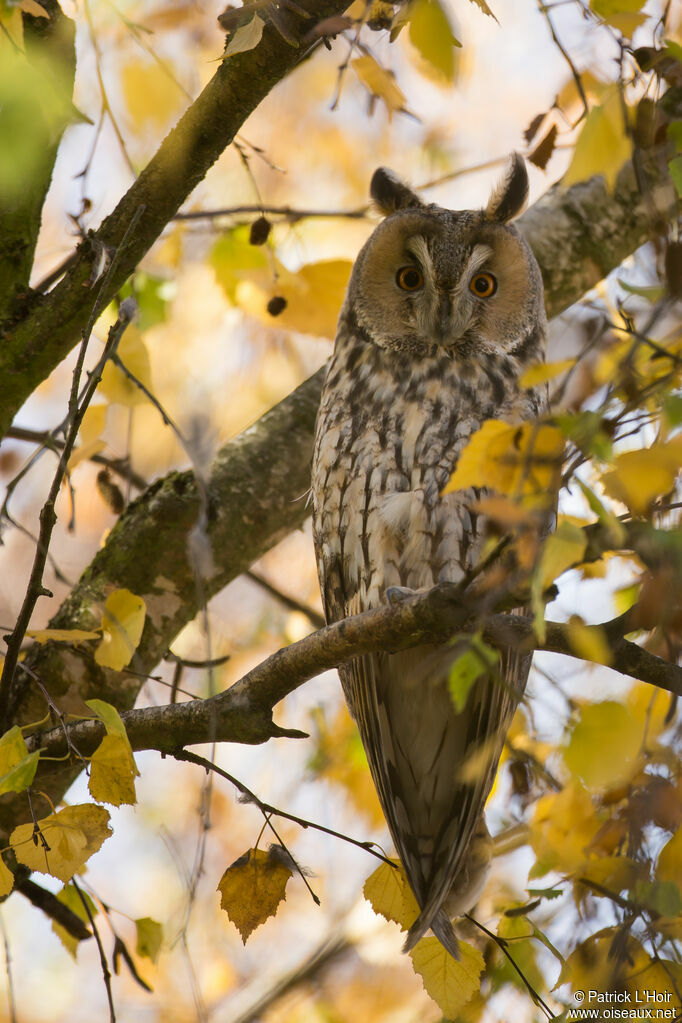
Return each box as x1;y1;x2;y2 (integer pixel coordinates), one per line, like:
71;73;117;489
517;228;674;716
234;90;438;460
346;154;545;362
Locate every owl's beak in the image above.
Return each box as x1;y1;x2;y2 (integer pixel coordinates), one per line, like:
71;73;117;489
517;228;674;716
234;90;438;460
436;294;469;347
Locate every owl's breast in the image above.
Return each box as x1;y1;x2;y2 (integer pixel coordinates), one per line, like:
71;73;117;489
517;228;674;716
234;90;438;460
312;348;487;612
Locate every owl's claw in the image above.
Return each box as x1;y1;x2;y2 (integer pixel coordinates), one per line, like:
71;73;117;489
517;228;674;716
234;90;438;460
385;586;417;605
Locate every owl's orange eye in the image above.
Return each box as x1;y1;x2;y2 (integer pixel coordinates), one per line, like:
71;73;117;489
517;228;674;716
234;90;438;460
396;266;424;291
469;272;497;298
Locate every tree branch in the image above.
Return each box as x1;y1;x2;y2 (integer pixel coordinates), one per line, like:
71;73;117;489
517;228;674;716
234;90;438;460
0;0;349;439
0;0;77;323
25;584;682;769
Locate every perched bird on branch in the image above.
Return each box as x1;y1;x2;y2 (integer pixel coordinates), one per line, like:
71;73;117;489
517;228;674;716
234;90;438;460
312;154;547;957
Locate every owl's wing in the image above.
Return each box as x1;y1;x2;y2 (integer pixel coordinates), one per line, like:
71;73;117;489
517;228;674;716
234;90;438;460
339;614;531;956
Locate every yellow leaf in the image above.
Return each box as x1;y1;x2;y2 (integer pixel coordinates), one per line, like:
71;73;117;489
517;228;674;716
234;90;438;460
94;588;146;671
626;683;669;745
210;226;268;304
78;403;107;446
529;782;601;877
537;521;587;589
470;495;539;529
564;620;613;667
26;628;100;644
519;359;576;389
410;937;484;1018
217;847;292;943
121;58;184;130
352;54;407;118
236;259;352;339
443;419;564;507
580;855;647;894
363;859;420;931
10;804;111;882
67;438;106;472
590;0;647;34
563;87;632;190
0;858;14;898
99;327;152;408
88;734;139;807
408;0;461;84
657;827;682;885
562;700;642;790
0;725;39;795
136;917;163;964
600;438;682;516
223;14;264;57
85;698;130;742
51;884;95;959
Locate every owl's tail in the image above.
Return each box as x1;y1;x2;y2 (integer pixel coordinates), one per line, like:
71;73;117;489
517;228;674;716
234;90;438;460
403;908;461;960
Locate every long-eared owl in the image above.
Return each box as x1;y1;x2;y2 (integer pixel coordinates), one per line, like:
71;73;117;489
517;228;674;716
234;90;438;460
311;154;547;958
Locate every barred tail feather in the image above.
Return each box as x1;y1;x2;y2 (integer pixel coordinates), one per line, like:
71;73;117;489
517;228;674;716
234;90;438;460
403;907;461;960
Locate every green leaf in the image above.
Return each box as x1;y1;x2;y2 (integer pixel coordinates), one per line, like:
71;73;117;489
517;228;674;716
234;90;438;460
669;155;682;199
52;884;96;959
633;880;682;917
663;394;682;428
563;87;632;190
210;226;268;304
408;0;461;84
135;917;163;964
224;14;264;58
617;278;665;303
562;700;642;790
0;726;39;796
448;634;498;712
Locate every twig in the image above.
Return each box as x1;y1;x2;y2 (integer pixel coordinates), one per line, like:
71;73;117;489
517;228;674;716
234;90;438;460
0;913;16;1023
0;295;139;727
5;426;148;491
72;877;116;1023
171;749;394;866
226;935;350;1023
538;0;589;122
15;874;92;941
246;570;326;629
465;913;556;1020
26;580;682;762
174;203;367;222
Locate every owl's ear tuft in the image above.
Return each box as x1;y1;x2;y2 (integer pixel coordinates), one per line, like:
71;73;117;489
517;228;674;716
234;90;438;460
370;168;423;215
485;153;529;223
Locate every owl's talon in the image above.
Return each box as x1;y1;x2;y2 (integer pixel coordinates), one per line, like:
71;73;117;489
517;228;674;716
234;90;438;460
385;586;416;605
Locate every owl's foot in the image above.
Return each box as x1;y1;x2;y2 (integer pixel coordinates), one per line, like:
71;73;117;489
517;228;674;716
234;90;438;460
385;586;417;605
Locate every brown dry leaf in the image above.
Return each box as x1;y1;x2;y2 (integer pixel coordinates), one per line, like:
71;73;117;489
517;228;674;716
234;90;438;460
217;847;292;943
528;123;559;170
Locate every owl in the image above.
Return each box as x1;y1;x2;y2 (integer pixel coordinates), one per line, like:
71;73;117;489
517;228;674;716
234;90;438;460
311;154;547;958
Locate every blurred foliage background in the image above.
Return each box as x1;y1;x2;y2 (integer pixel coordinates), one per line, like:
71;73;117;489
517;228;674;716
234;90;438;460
0;0;681;1020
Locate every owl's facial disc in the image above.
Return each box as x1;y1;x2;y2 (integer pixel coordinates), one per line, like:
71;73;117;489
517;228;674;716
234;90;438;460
408;241;495;350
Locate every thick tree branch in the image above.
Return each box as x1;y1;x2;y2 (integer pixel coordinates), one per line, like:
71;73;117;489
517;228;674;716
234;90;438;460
0;0;348;439
25;584;682;768
0;0;77;322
